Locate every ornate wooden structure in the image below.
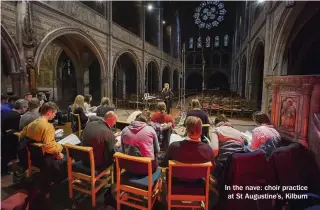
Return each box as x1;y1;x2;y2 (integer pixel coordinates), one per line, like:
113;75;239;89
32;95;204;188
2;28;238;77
265;75;320;147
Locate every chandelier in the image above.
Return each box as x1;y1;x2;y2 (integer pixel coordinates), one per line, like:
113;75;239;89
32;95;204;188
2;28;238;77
193;1;227;29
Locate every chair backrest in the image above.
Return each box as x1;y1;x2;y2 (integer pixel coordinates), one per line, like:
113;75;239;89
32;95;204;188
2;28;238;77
269;143;320;188
169;160;212;181
27;142;45;168
70;113;81;133
64;143;94;175
113;152;152;176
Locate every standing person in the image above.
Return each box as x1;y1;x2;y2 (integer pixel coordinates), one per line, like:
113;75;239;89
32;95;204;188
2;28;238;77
1;95;19;121
19;98;41;131
161;83;174;114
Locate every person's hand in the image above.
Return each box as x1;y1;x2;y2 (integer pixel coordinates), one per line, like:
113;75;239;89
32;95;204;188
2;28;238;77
55;152;64;160
114;132;121;137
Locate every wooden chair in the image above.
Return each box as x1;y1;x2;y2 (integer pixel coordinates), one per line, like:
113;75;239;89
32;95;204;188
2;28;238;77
70;113;82;137
64;143;113;208
167;160;212;210
26;142;45;177
113;152;162;210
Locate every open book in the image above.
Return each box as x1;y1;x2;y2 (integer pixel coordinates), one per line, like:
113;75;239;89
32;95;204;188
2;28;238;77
241;130;253;142
55;129;64;135
58;134;81;145
169;134;184;145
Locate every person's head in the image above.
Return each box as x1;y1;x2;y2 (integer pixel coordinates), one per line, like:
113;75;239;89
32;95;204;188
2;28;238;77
72;95;85;111
13;99;28;114
38;92;45;101
24;93;32;102
191;99;201;109
1;94;8;103
104;111;118;128
157;102;167;113
214;114;229;126
135;113;148;123
28;98;41;112
185;116;202;140
100;97;111;106
84;94;92;104
142;109;151;117
40;102;58;120
8;95;20;104
164;83;169;90
252;111;271;126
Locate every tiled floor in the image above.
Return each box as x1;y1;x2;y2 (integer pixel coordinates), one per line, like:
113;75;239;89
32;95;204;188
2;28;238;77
1;108;256;209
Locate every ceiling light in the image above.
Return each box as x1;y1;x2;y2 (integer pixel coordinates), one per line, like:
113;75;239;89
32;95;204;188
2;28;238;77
162;20;166;24
147;4;153;11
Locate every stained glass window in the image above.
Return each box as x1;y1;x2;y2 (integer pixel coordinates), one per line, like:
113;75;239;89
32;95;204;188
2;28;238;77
214;36;219;47
206;36;211;48
189;38;194;49
193;1;227;29
224;35;229;46
197;37;202;48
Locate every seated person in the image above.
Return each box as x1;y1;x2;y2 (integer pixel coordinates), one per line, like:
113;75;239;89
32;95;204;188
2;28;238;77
19;98;41;131
160;116;218;208
121;113;160;174
84;94;96;113
210;114;244;161
151;102;175;150
2;99;28;174
96;97;114;117
82;111;118;169
1;95;19;121
126;110;142;123
38;92;47;106
24;92;32;102
151;102;175;128
3;99;28;132
161;116;215;170
185;99;210;141
249;111;281;152
71;95;88;131
210;114;244;178
20;102;67;186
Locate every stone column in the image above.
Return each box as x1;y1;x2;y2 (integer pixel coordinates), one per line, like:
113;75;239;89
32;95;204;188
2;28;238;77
140;1;145;98
101;78;108;99
76;77;84;95
107;1;113;100
270;84;278;125
83;69;89;95
301;84;313;147
10;72;21;96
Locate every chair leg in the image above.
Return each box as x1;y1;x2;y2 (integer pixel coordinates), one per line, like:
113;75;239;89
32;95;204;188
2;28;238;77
68;179;73;199
27;167;32;177
91;182;96;208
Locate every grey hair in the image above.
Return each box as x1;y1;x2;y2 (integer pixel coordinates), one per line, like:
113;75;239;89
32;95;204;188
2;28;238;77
14;99;28;110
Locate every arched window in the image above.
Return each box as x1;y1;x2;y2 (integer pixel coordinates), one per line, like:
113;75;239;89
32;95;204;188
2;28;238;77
214;36;220;47
205;36;211;48
224;35;229;47
197;37;202;48
189;38;194;49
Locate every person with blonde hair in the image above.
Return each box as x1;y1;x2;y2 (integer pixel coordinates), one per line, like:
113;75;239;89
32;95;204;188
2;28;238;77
185;99;210;141
96;97;114;117
71;95;88;131
161;83;174;114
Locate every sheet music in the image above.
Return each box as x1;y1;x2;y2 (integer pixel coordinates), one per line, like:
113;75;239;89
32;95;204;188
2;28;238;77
55;129;63;135
241;130;252;142
169;134;184;145
86;112;96;117
58;134;81;145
